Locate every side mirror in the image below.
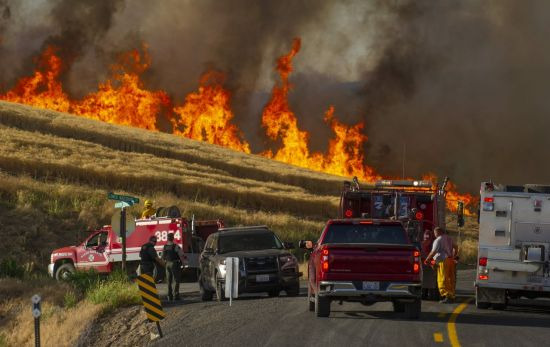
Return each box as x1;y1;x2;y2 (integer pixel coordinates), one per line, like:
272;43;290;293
283;242;295;249
457;201;465;227
298;240;314;250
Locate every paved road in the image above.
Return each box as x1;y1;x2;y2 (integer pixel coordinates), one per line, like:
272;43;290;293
149;270;550;347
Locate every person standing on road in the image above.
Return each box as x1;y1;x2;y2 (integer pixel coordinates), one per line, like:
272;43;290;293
141;200;156;219
424;227;458;303
162;233;184;301
139;236;165;277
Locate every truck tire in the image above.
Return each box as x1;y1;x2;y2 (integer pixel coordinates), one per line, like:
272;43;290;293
308;285;315;312
392;301;405;313
405;299;421;319
215;274;226;302
475;288;491;309
315;295;330;317
475;297;490;309
55;263;75;281
199;274;214;301
285;282;300;297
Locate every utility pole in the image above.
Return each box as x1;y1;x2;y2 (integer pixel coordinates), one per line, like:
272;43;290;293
402;142;406;179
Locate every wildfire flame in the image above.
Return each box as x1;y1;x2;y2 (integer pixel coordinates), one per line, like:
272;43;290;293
172;70;250;153
0;39;477;213
261;38;380;181
72;46;171;131
0;46;70;112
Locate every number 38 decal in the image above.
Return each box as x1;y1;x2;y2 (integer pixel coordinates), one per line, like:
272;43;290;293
154;230;181;241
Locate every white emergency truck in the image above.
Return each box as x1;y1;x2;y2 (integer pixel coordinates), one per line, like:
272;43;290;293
476;182;550;309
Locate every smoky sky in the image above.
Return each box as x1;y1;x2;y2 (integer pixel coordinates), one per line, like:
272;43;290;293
1;0;550;193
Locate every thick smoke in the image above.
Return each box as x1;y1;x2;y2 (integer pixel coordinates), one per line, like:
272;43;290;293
358;1;550;191
1;1;550;192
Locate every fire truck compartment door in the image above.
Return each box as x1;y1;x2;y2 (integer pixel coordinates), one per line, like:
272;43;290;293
487;260;540;273
487;249;521;261
514;222;550;243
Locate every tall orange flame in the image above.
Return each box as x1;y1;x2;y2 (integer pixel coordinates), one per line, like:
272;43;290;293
0;40;477;214
172;70;250;153
261;38;379;181
0;46;70;112
72;46;171;131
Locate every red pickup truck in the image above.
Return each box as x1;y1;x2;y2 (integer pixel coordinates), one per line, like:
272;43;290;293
300;219;422;318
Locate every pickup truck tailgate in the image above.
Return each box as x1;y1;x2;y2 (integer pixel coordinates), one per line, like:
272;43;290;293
326;243;417;280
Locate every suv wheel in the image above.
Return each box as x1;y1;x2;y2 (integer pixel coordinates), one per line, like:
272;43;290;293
315;295;330;317
404;298;421;319
199;273;214;301
308;285;315;312
215;274;226;302
55;263;75;281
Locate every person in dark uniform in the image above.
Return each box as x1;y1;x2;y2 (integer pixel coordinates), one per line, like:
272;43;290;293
139;236;165;277
162;233;184;301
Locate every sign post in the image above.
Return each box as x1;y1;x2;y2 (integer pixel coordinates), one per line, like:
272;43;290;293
224;257;239;306
108;193;139;273
31;294;41;347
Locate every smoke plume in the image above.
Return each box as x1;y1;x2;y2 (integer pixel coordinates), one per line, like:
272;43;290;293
1;1;550;192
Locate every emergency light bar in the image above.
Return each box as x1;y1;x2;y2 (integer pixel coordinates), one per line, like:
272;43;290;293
375;180;432;188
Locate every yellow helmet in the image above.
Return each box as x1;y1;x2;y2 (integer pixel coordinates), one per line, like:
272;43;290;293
144;200;153;207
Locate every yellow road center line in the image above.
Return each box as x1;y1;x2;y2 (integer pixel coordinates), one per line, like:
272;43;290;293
433;333;444;343
447;299;473;347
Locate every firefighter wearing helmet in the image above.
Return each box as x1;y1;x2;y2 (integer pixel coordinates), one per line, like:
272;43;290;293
141;200;156;219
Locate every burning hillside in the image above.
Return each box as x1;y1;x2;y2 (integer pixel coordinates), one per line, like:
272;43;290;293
0;37;475;213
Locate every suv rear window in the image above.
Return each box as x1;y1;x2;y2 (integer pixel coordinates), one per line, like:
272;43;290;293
323;224;409;244
218;231;283;254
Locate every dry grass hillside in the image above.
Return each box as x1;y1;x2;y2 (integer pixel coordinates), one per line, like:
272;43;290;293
0;100;479;267
0;100;345;267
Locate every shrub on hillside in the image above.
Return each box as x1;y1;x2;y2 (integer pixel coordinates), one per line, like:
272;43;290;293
0;259;25;279
86;270;141;313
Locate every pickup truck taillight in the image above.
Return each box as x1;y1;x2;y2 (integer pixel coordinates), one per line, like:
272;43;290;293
413;250;420;274
321;248;329;272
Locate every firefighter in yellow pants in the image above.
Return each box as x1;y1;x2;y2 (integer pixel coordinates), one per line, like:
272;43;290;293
425;227;458;303
437;257;456;300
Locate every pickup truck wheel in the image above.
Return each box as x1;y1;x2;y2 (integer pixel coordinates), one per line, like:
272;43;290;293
404;299;421;319
315;295;330;317
55;263;75;281
286;282;300;297
392;301;405;313
308;285;315;312
215;275;226;302
199;274;214;301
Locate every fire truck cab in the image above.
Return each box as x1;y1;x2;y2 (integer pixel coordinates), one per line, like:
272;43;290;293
48;208;223;281
339;177;450;299
476;182;550;309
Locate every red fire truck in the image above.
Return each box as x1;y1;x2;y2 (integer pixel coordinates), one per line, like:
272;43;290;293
48;208;223;281
339;177;454;299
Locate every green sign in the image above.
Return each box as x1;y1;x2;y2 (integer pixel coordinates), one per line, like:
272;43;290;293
107;192;139;205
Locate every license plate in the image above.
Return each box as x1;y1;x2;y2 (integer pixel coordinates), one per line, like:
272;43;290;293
362;281;380;290
256;274;270;282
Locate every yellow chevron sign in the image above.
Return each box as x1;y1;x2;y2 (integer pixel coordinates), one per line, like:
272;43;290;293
136;274;166;322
